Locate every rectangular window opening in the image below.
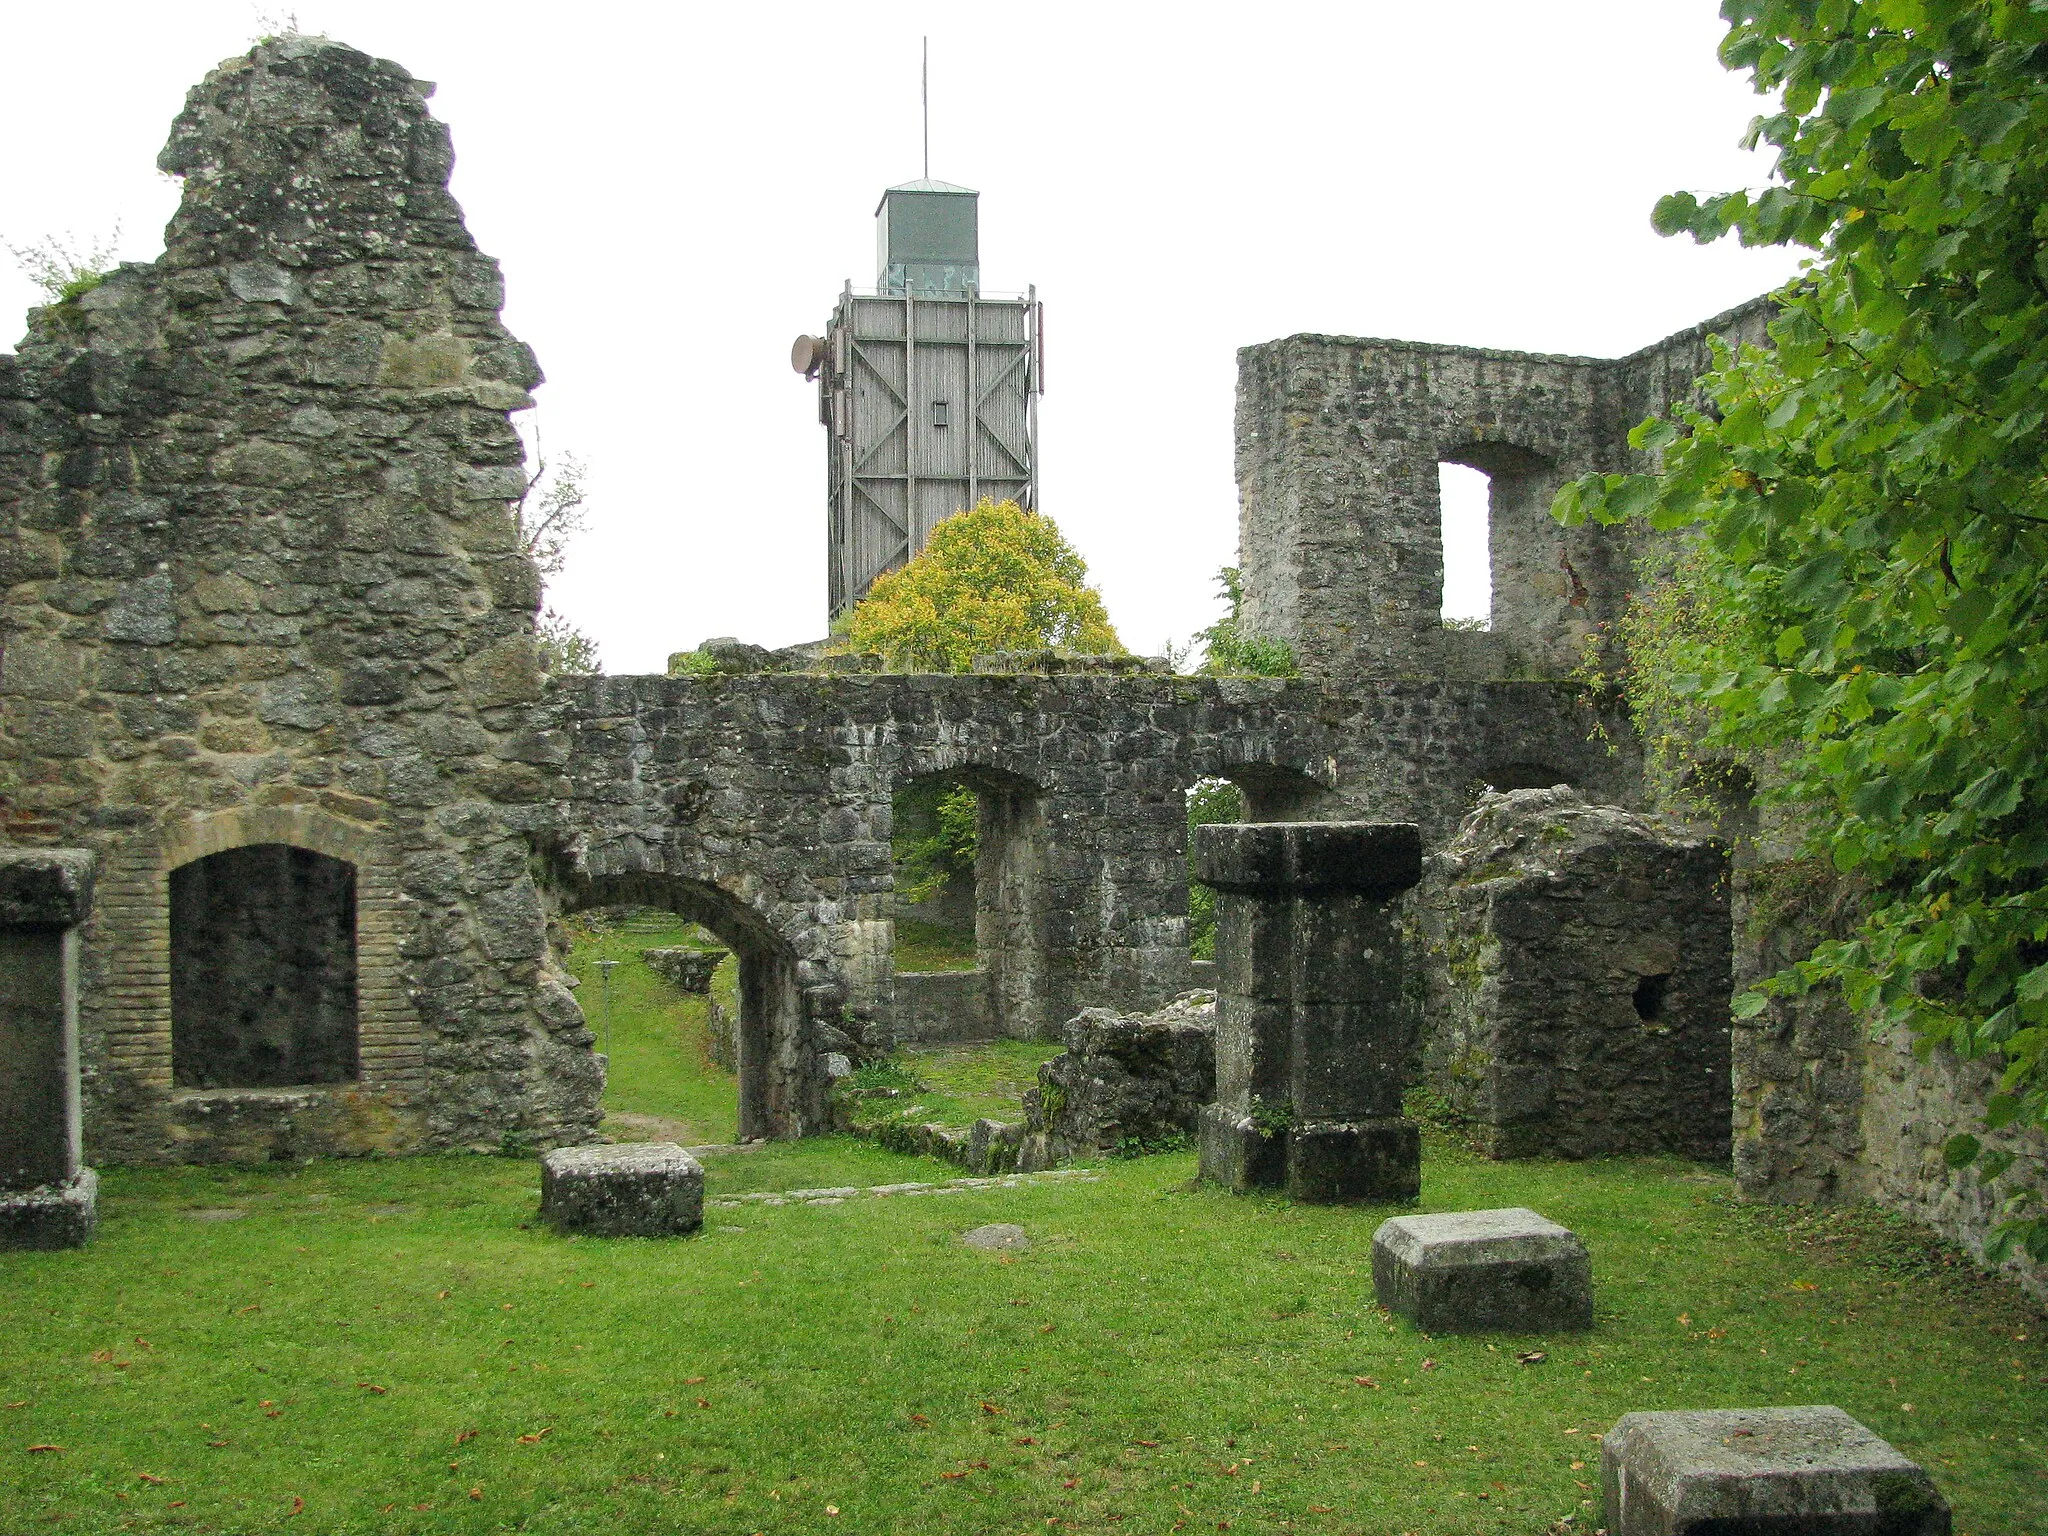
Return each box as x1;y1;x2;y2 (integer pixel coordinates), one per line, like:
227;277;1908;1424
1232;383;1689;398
1438;461;1493;630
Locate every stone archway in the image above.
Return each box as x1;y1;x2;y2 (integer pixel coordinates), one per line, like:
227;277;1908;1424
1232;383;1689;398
555;873;809;1141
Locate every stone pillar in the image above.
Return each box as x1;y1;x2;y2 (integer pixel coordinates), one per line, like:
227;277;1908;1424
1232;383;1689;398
0;849;99;1249
1195;822;1422;1202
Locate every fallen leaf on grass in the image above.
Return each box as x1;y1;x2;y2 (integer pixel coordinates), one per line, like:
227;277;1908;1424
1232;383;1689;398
25;1445;63;1454
356;1383;388;1395
825;1505;839;1516
287;1495;304;1516
435;1290;450;1300
207;1441;228;1449
1014;1436;1038;1445
684;1376;706;1385
137;1472;167;1485
1789;1281;1818;1292
980;1401;1005;1415
237;1304;260;1315
941;1471;967;1481
1419;1358;1438;1371
909;1414;930;1426
2;1403;23;1411
454;1429;479;1445
1352;1376;1379;1388
468;1486;483;1500
1517;1352;1548;1366
1039;1323;1055;1334
517;1427;553;1444
1133;1439;1161;1448
1061;1478;1078;1489
1307;1505;1333;1514
695;1399;711;1410
133;1337;153;1351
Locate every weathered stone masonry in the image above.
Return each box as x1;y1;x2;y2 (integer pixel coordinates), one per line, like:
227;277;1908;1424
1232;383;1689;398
0;39;601;1163
541;671;1346;1138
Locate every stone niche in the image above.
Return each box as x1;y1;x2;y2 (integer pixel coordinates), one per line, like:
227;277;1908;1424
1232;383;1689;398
171;844;360;1088
1413;787;1732;1162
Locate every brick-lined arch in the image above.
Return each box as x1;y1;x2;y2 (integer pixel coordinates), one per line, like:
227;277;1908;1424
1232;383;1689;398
93;806;427;1112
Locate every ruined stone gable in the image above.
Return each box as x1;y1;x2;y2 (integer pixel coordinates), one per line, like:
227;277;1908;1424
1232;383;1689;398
0;37;601;1162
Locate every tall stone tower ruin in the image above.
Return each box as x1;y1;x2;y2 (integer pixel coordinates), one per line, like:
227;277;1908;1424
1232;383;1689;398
0;37;603;1163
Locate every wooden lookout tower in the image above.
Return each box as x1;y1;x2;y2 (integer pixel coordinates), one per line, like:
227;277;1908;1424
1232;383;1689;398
793;180;1043;620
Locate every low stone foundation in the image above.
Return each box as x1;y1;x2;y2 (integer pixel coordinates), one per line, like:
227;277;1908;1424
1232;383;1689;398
1372;1207;1592;1334
1017;990;1216;1170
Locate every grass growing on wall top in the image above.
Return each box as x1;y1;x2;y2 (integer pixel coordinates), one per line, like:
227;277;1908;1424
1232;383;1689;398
3;1138;2042;1534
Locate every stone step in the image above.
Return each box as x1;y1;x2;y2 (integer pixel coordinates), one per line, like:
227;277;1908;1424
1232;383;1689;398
705;1168;1099;1210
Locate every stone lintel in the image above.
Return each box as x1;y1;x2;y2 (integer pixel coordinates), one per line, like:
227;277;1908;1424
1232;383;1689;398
1195;823;1421;898
0;850;97;929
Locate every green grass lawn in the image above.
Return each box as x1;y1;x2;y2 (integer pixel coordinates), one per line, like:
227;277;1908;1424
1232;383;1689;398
893;920;978;973
885;1040;1065;1129
562;914;738;1146
4;1136;2042;1535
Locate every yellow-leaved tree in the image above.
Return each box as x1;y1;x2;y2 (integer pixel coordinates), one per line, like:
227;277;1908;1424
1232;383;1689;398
837;498;1123;672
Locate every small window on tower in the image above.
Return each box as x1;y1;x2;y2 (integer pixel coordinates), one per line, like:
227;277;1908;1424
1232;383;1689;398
932;400;951;428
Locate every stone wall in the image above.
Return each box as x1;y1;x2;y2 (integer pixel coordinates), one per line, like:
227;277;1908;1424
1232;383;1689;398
893;970;990;1044
1731;860;2048;1304
1234;298;1773;691
540;671;1344;1135
1413;787;1732;1162
0;38;601;1163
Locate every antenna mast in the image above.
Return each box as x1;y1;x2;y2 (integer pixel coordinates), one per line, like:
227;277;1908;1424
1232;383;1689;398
921;36;929;180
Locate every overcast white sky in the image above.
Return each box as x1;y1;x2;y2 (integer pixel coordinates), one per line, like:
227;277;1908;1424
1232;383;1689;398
1;2;1803;673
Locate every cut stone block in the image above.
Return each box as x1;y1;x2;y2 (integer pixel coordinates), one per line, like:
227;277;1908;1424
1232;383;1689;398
1601;1405;1950;1535
0;1169;99;1252
1372;1206;1592;1333
540;1143;704;1237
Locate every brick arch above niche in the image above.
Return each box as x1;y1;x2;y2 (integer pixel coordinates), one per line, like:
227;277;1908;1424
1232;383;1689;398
88;805;428;1158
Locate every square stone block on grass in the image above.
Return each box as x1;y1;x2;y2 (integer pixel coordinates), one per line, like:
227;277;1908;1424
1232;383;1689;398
1602;1406;1950;1535
540;1143;704;1238
1371;1206;1592;1333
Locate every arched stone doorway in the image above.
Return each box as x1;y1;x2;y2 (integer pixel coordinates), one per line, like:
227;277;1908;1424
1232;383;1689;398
555;873;806;1141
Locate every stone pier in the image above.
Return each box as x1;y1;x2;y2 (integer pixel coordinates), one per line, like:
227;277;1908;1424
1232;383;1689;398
0;850;99;1249
1195;822;1423;1202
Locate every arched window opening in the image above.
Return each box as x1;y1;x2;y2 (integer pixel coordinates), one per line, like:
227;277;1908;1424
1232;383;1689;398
1185;777;1246;962
892;775;981;974
891;768;1050;1043
170;844;359;1089
1438;461;1493;630
1185;765;1328;961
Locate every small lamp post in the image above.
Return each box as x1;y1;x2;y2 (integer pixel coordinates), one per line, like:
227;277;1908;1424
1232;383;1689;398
593;959;621;1057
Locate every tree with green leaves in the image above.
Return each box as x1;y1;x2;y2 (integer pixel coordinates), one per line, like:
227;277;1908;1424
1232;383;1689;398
1195;568;1297;678
836;498;1123;673
1556;0;2048;1262
517;448;601;677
